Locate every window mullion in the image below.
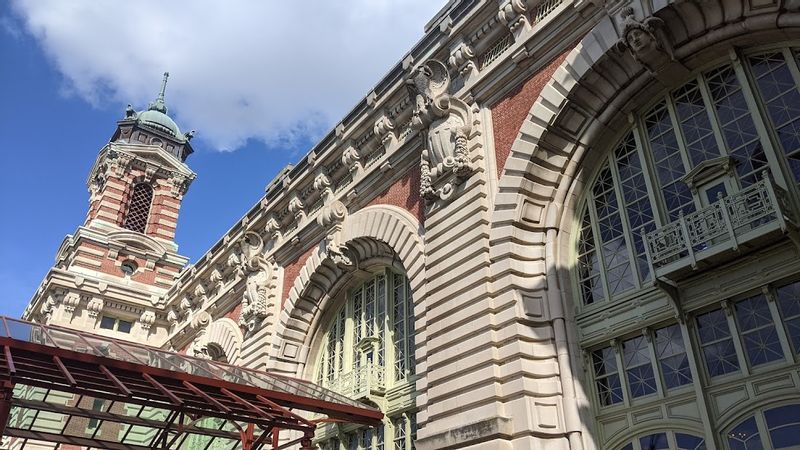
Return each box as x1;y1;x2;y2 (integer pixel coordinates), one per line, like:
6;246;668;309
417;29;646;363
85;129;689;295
722;300;751;377
681;320;720;449
642;329;664;398
631;124;666;227
763;286;795;363
612;341;631;408
696;73;734;164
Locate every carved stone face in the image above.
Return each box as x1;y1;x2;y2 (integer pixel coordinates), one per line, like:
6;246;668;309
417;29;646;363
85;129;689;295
627;28;653;53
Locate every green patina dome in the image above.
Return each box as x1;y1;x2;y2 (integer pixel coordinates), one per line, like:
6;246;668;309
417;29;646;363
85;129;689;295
133;72;184;141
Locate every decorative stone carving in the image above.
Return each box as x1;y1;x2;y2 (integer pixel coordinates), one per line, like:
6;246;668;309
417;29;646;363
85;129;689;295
498;0;531;37
288;195;306;222
265;214;283;241
106;150;134;178
167;308;180;328
209;265;224;295
314;171;334;201
406;59;475;203
449;41;478;81
194;283;208;306
615;7;674;75
40;294;58;324
342;144;362;174
318;201;353;269
85;297;103;319
62;292;81;318
169;172;189;198
374;114;397;151
236;232;275;332
139;310;156;331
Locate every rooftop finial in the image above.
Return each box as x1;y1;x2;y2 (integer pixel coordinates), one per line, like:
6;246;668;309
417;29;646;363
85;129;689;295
158;72;169;102
149;72;170;113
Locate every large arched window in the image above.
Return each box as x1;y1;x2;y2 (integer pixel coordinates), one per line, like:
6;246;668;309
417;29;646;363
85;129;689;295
576;46;800;306
314;268;416;450
575;45;800;450
123;182;154;234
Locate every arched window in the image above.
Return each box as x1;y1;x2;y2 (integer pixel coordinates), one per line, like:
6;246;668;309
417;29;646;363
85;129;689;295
576;47;800;306
727;404;800;449
618;431;706;450
314;269;416;450
123;183;154;234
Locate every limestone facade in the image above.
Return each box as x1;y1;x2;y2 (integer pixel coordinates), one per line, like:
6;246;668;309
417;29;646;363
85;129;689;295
22;0;800;449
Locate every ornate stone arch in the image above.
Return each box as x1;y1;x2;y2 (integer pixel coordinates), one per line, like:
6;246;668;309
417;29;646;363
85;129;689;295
189;318;243;364
488;0;800;446
267;205;425;377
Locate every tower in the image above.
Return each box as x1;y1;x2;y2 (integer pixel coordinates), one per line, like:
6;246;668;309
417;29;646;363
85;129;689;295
24;73;196;345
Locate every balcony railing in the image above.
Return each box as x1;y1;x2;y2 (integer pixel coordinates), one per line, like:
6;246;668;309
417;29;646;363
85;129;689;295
327;364;385;400
643;174;796;281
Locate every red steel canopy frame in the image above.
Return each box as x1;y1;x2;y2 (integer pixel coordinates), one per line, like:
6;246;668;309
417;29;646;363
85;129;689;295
0;316;382;450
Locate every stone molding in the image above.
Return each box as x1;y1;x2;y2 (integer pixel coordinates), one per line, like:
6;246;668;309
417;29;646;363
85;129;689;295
189;317;244;364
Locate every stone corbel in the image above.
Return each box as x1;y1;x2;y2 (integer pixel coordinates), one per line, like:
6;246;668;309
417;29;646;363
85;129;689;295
265;214;283;242
169;172;189;198
106;150;134;178
209;265;225;295
288;194;306;223
40;293;59;324
313;171;334;202
62;292;81;318
498;0;531;38
86;297;104;319
144;165;159;183
317;201;353;269
194;283;208;306
449;40;478;81
373;114;398;152
139;310;156;332
167;308;180;328
342;143;363;175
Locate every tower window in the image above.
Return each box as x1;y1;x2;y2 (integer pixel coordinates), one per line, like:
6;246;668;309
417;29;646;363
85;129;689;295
123;183;153;233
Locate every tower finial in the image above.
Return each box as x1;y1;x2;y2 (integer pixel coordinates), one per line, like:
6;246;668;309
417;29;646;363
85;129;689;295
158;72;169;102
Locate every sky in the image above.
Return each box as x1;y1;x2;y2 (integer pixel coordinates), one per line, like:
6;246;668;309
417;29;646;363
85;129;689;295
0;0;446;318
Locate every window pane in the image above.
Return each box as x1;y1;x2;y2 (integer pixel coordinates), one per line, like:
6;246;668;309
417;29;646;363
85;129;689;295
578;207;604;305
593;165;635;297
765;404;800;449
623;336;656;398
645;102;694;220
639;433;669;450
705;64;769;187
613;132;656;283
696;309;739;377
734;295;783;366
592;347;623;406
117;320;132;334
676;433;706;450
775;280;800;354
728;416;764;450
99;316;115;330
673;80;722;167
655;325;692;389
750;52;800;184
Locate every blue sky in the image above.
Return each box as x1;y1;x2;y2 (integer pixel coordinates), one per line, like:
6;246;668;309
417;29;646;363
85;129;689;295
0;1;443;317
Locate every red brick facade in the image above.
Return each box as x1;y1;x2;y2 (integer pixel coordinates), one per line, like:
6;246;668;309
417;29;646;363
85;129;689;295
491;47;573;178
366;164;424;222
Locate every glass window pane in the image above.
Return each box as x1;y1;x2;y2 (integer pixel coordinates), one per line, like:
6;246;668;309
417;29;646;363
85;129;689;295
749;52;800;184
117;320;132;334
775;280;800;354
705;65;769;186
655;325;692;388
578;207;605;305
639;433;669;450
728;416;764;450
676;433;706;450
765;404;800;449
734;295;784;366
592;346;623;406
673;80;722;167
99;316;115;330
623;336;657;398
696;309;739;377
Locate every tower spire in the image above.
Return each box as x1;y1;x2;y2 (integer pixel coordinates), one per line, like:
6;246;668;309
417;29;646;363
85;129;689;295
149;71;170;114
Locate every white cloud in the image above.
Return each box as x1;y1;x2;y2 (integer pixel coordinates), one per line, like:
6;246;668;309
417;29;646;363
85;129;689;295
10;0;445;150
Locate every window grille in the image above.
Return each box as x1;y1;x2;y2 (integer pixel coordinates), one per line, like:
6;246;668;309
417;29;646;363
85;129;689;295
123;183;153;234
534;0;562;22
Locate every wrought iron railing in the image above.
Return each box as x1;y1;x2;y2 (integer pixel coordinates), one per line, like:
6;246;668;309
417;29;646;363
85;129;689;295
327;364;386;400
643;173;794;278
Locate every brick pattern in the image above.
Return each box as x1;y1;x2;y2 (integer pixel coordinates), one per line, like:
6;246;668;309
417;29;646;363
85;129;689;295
280;245;317;308
366;164;424;222
491;47;572;178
